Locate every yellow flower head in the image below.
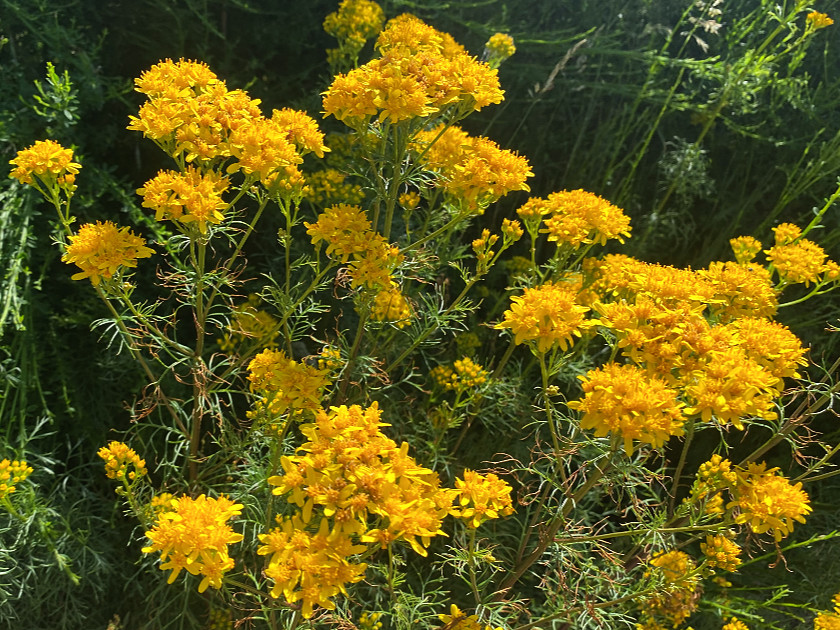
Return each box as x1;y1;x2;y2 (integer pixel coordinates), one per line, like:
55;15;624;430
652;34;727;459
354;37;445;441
270;108;329;158
640;550;699;628
485;33;516;62
431;357;489;393
399;190;421;210
701;534;742;572
218;294;279;354
766;237;830;286
133;58;219;98
305;169;364;207
138;166;230;232
807;11;834;30
722;619;750;630
325;0;385;41
62;221;154;285
495;282;591;352
539;189;632;248
10;139;81;191
0;459;34;501
438;605;501;630
370;282;412;327
728;462;811;541
730;235;762;264
815;591;840;629
452;470;515;528
97;441;147;483
247;349;328;418
142;494;243;592
568;362;686;455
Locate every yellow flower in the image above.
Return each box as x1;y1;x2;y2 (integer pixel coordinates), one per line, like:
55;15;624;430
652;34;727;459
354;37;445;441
142;494;243;592
370;282;412;327
729;235;762;264
137;166;230;232
452;470;515;528
722;619;750;630
684;454;738;517
305;169;364;207
766;236;830;286
226;116;305;196
728;462;811;541
539;189;631;248
247;349;328;418
218;294;279;353
639;550;699;628
701;534;742;572
324;0;385;41
61;221;154;285
724;317;808;379
97;441;147;483
568;362;686;455
807;11;834;30
399;191;421;210
9;139;81;192
438;605;500;630
815;591;840;629
306;203;373;261
0;459;34;501
270;108;329;158
485;33;516;64
699;261;778;320
495;282;591;352
431;357;489;393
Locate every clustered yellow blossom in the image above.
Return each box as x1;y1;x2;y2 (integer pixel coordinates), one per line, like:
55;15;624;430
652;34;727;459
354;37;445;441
807;11;834;30
323;14;504;128
568;362;686;455
304;168;364;207
142;494;243;592
639;550;700;628
306;203;403;290
137;166;230;233
149;493;176;517
399;190;421;210
61;221;154;285
0;458;33;500
451;470;515;528
97;441;147;483
684;454;738;517
359;611;383;630
484;33;516;67
247;349;329;420
495;282;591;353
439;604;502;630
700;534;742;572
765;223;835;286
413;124;532;213
324;0;385;69
262;403;469;616
318;345;344;372
431;356;489;393
722;619;750;630
370;282;412;327
9;139;81;193
218;294;279;353
517;189;631;249
128;59;326;203
728;462;811;541
815;592;840;629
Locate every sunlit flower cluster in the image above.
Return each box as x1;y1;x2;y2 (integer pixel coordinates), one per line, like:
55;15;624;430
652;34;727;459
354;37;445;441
728;462;811;541
431;356;490;393
568;362;686;454
685;454;738;517
0;459;34;501
766;224;833;286
304;168;364;207
495;282;591;353
484;33;516;66
97;441;147;483
451;470;515;528
438;604;502;630
701;533;742;572
61;221;154;285
413;124;532;213
528;189;632;249
324;0;385;69
137;166;230;233
807;11;835;30
9;139;81;192
323;14;504;128
722;619;750;630
639;550;700;629
815;592;840;630
247;349;329;419
370;282;412;327
142;494;243;592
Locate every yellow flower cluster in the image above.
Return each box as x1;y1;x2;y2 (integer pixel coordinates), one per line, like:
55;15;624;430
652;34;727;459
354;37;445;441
517;189;631;249
359;611;383;630
128;59;326;200
306;203;403;290
142;494;243;592
639;550;700;629
318;345;344;372
722;619;750;630
0;459;33;500
304;168;364;207
765;223;836;286
324;0;385;68
700;534;742;572
815;592;840;630
685;454;738;517
247;349;329;420
137;166;229;233
728;462;811;541
495;282;591;353
258;515;368;619
97;441;147;483
370;282;412;327
323;14;504;127
484;33;516;66
413;125;532;213
263;403;459;616
218;294;279;353
399;190;421;210
61;221;154;285
431;356;490;393
807;11;834;30
568;362;686;455
451;470;515;528
438;604;502;630
9;139;81;192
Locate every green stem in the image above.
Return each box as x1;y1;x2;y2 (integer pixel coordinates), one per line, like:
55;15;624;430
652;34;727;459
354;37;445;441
667;419;695;517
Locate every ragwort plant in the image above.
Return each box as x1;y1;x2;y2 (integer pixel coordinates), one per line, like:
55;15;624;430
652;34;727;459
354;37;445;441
8;2;840;629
